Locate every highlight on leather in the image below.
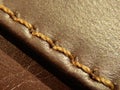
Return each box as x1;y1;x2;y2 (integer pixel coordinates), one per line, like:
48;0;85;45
0;4;115;90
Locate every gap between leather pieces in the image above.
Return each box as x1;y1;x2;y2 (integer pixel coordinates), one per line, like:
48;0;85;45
0;4;115;90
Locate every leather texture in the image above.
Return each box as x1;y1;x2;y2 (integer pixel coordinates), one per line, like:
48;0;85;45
0;33;71;90
0;49;50;90
0;0;120;90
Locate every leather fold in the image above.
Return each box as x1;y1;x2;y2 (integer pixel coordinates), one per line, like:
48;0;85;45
0;1;120;90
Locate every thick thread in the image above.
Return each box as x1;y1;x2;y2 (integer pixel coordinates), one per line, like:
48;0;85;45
0;4;115;90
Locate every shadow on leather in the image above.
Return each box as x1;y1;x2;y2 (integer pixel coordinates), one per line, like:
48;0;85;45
0;24;92;90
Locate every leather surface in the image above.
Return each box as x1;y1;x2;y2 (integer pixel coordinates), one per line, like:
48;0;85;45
0;0;120;90
0;34;71;90
0;49;50;90
0;28;70;90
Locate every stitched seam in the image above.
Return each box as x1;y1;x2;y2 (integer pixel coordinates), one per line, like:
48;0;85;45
0;5;115;90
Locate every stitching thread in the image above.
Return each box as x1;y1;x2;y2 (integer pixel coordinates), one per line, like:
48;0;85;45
0;4;115;90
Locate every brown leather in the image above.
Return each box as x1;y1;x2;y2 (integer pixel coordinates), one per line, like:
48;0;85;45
0;49;50;90
0;34;71;90
0;0;120;90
